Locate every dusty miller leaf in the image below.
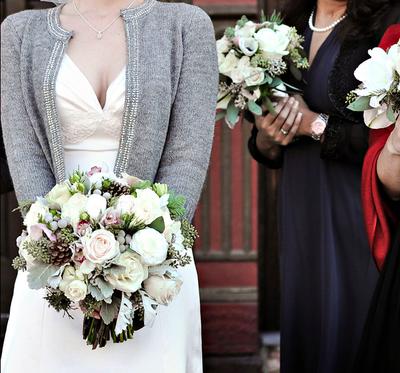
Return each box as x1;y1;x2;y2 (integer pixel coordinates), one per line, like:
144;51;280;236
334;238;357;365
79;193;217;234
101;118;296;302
115;293;133;335
100;299;120;325
27;262;60;290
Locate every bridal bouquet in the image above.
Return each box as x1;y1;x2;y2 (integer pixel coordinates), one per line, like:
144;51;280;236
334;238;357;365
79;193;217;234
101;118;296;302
216;12;308;128
12;167;196;349
347;41;400;128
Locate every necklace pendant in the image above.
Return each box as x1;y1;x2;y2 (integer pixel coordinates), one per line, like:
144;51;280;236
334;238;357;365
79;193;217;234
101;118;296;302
96;32;103;40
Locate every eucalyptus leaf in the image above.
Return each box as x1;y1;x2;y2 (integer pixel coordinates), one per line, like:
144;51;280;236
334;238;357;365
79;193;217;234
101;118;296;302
270;77;283;89
100;299;120;325
115;293;133;335
94;277;114;299
347;96;371;112
226;101;240;128
248;101;263;116
149;216;165;233
27;262;60;290
386;105;396;123
260;73;273;85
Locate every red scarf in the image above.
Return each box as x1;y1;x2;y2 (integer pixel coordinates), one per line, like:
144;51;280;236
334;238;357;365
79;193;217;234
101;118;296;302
361;24;400;270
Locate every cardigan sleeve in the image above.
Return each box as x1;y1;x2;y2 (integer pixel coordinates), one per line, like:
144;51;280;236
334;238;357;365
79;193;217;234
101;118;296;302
154;7;218;220
320;114;370;165
1;16;56;204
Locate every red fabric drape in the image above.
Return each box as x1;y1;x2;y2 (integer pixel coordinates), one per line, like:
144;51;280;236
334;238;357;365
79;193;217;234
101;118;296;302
361;24;400;270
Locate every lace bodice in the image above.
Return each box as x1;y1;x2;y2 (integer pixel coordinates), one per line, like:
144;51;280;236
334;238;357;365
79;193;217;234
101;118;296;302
55;54;126;173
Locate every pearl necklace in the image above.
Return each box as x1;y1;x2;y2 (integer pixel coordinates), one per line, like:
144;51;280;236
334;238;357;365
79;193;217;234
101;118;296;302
308;10;347;33
73;0;138;40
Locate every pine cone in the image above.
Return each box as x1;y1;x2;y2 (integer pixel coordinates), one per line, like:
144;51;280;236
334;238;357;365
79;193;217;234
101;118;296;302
106;181;130;197
49;240;73;266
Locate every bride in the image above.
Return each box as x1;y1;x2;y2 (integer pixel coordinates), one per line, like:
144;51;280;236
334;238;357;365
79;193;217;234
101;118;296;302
0;0;218;372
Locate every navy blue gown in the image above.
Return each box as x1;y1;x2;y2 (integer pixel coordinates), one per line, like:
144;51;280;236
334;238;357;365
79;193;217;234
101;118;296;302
278;27;379;373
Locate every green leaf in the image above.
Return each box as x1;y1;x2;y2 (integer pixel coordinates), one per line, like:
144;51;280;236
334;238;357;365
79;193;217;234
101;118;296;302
386;105;396;123
149;216;165;233
260;73;273;85
100;299;120;325
226;101;240;127
94;277;114;299
168;193;187;218
27;262;60;290
88;284;105;301
270;77;283;89
248;101;263;116
347;96;371;112
264;97;276;115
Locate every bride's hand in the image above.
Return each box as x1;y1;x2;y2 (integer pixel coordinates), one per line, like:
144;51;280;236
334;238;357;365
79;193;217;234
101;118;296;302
387;115;400;155
293;94;319;137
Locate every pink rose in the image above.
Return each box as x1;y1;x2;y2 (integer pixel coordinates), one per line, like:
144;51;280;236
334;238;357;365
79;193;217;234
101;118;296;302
82;229;119;264
100;209;121;227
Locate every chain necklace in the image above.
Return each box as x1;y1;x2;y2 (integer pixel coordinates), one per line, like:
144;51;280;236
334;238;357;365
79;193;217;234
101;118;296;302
73;0;138;40
309;9;347;33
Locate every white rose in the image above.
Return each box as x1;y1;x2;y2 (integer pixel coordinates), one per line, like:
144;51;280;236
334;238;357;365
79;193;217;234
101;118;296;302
82;229;120;264
274;24;291;37
64;280;87;302
229;56;251;84
116;195;136;215
86;194;107;221
388;43;400;75
219;50;239;76
61;193;88;229
130;228;168;266
144;275;182;305
255;28;290;59
238;37;259;56
46;183;71;209
235;21;257;38
244;66;265;86
354;47;395;96
363;104;393;129
105;251;148;293
132;189;164;225
24;200;49;231
217;36;232;54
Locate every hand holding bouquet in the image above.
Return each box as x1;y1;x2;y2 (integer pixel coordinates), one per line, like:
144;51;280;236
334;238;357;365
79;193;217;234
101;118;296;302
216;12;308;128
12;167;196;349
347;41;400;129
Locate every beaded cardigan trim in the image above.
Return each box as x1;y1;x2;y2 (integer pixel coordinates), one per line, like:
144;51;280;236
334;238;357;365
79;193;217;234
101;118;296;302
44;0;156;182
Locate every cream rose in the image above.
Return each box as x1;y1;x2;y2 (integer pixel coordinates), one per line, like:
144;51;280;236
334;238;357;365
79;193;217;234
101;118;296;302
82;229;120;264
255;28;290;59
219;50;239;76
132;189;164;225
46;183;71;209
105;251;148;293
144;275;182;305
24;200;50;231
86;194;107;221
61;193;88;229
130;228;169;266
59;266;87;302
116;195;136;215
217;36;232;54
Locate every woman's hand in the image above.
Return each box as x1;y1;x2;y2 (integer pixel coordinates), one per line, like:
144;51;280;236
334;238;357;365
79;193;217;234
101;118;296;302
255;97;303;153
386;116;400;155
293;94;320;137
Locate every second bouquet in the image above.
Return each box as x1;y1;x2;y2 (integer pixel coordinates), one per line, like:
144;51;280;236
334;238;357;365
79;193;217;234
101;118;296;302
12;167;196;349
217;13;308;128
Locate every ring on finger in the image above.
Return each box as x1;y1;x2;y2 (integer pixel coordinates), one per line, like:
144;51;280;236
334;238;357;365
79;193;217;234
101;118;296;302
280;128;289;136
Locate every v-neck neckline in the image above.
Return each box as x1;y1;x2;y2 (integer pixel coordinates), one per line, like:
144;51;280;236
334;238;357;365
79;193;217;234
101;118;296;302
64;54;126;111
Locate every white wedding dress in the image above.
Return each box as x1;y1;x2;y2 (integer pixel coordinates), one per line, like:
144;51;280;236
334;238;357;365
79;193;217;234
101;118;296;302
1;54;203;373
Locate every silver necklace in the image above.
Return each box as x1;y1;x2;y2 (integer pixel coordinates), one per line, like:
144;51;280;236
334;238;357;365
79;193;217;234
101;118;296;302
73;0;138;40
309;9;347;33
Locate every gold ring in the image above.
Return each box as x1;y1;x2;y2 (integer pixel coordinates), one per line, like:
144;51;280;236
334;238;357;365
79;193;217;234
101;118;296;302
280;128;289;136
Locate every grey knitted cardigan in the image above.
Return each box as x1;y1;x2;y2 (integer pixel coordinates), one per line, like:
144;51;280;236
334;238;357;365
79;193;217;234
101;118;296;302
1;0;218;219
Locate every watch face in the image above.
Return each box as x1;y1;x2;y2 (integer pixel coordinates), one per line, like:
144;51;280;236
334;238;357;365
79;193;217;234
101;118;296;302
311;119;327;136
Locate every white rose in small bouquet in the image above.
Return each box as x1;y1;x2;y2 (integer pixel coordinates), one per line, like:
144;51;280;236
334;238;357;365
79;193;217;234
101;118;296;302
132;189;164;225
60;266;87;302
46;182;71;209
61;193;88;229
255;27;290;59
348;42;400;129
23;199;50;231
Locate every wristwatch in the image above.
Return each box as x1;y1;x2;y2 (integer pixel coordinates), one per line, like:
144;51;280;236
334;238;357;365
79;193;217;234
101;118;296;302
311;113;329;141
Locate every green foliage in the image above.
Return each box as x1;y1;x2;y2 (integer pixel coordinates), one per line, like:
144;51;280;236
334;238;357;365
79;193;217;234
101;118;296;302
226;101;240;127
44;288;73;318
347;96;371;112
224;27;235;38
152;183;168;197
167;244;192;268
181;219;199;249
59;227;76;244
248;100;263;116
149;216;165;234
13;200;34;217
269;10;283;24
167;193;187;219
24;238;51;264
12;256;27;271
237;15;249;28
81;294;102;318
